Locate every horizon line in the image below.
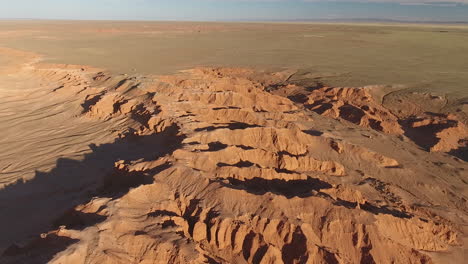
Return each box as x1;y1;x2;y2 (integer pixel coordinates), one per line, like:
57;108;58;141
1;18;468;25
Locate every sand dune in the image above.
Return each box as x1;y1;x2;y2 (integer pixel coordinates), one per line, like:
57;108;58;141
0;50;466;263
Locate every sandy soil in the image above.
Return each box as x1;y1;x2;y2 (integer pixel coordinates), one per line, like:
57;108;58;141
0;41;466;264
1;21;467;97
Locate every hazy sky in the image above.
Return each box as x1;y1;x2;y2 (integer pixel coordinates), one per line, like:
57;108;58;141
0;0;467;22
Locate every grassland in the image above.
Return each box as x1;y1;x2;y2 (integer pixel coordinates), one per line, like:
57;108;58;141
0;21;467;99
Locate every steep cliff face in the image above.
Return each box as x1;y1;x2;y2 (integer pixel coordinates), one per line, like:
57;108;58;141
1;60;467;264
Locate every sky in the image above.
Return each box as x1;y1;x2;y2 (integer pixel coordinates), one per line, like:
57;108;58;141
0;0;467;22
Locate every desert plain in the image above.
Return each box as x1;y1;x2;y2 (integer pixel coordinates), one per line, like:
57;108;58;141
0;21;467;264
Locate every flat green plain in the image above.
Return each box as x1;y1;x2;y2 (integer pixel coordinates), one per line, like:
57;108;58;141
1;21;467;98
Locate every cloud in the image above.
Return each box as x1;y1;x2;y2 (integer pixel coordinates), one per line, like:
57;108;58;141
224;0;468;4
398;2;459;5
300;0;467;3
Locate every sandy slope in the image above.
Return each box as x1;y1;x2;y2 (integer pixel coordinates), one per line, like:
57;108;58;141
0;49;467;264
0;48;131;251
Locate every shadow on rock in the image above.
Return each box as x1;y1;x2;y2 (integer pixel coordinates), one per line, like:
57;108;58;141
219;176;332;199
0;124;184;262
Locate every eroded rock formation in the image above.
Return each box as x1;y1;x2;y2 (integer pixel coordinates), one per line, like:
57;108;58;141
1;60;467;264
269;80;467;161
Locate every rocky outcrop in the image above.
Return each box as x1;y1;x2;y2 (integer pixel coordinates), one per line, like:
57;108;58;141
1;66;467;264
268;81;467;161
